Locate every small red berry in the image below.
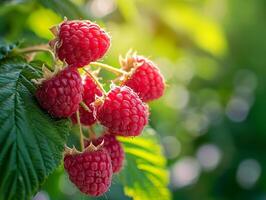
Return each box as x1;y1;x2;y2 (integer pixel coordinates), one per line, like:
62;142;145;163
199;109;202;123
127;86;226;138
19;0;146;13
35;67;83;118
64;147;112;196
121;54;165;102
85;134;125;173
71;75;102;126
50;20;110;68
96;86;149;136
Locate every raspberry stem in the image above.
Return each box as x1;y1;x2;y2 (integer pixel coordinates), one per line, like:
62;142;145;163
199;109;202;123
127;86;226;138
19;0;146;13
80;101;91;112
83;68;107;96
16;44;55;60
90;62;128;76
76;110;84;151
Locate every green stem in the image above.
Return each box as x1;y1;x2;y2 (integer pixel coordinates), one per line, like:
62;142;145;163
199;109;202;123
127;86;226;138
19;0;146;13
16;44;55;60
80;101;91;112
90;62;127;76
76;110;84;151
83;68;107;96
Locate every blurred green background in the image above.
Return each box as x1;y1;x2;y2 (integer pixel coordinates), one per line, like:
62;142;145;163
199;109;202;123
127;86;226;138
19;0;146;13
1;0;266;200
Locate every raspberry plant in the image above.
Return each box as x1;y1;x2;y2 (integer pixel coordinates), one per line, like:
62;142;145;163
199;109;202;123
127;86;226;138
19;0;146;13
0;19;169;200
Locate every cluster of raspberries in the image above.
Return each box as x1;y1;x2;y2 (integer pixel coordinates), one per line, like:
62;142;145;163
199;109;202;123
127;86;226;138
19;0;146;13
34;19;165;196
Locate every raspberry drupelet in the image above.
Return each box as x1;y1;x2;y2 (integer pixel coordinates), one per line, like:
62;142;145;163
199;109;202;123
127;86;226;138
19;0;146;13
50;20;110;68
71;75;102;126
85;133;124;173
35;67;83;118
64;146;112;196
121;53;165;102
96;86;149;137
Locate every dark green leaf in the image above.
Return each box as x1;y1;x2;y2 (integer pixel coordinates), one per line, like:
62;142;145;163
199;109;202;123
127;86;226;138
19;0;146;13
0;57;70;200
118;128;171;200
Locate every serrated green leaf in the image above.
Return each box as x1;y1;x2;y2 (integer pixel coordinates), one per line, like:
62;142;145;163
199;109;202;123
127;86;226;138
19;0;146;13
118;128;171;200
37;0;90;19
0;40;16;60
0;57;70;200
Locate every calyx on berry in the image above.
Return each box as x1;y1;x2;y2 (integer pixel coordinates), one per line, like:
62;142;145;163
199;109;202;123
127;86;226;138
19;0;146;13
49;18;111;68
64;141;112;197
64;139;104;156
34;66;83;118
119;50;165;102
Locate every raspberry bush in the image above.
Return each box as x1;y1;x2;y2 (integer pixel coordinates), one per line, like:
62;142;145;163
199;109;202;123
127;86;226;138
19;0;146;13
0;18;168;200
1;0;263;200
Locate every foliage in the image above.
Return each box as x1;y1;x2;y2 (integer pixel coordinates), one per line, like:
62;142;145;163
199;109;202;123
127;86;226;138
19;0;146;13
119;128;170;200
0;54;70;199
37;0;89;19
0;3;170;199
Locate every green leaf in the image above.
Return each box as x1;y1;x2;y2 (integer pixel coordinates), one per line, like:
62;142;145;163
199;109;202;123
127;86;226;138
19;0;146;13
36;0;90;19
118;128;171;200
0;40;16;60
0;57;70;200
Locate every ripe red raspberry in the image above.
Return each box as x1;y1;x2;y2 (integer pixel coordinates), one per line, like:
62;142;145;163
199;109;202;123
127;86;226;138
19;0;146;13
50;20;110;68
64;147;112;196
35;67;83;118
96;86;149;136
71;75;102;125
85;134;125;173
121;54;165;102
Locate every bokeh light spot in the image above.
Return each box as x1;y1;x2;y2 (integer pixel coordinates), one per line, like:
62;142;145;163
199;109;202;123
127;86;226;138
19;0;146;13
170;157;201;188
165;85;189;110
88;0;116;18
196;144;222;171
162;136;181;159
226;97;250;122
236;159;261;189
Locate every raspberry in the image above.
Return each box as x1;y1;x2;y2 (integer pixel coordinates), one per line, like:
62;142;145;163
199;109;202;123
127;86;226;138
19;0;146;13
85;134;124;173
50;20;110;68
35;67;83;118
71;75;102;125
96;86;149;136
121;55;165;102
64;147;112;196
